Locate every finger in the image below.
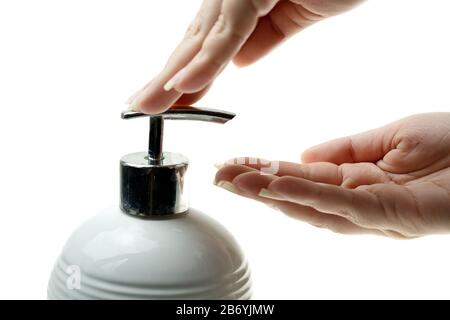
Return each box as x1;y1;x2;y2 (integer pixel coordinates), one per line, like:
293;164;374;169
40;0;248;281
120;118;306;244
136;80;210;113
301;124;399;165
126;82;148;105
234;1;324;66
265;176;389;230
272;201;383;235
173;84;211;106
170;0;279;93
223;157;342;184
232;170;277;197
214;163;257;184
215;166;382;235
135;0;223;114
223;157;393;189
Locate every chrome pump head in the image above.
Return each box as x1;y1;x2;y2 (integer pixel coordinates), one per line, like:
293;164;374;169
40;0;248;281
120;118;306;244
120;106;235;217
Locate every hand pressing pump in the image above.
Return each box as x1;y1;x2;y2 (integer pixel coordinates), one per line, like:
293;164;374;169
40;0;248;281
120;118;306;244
47;106;252;300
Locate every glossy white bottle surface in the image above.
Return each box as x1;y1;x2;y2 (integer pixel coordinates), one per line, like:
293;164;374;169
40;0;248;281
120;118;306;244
47;207;252;300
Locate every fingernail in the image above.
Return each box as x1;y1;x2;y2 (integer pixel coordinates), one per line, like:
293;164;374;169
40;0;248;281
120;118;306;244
214;163;224;169
125;95;135;105
258;188;284;200
215;180;239;194
126;88;143;105
164;68;186;91
128;98;140;112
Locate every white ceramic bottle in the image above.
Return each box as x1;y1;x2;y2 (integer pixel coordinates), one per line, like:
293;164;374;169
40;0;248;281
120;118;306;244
47;107;251;300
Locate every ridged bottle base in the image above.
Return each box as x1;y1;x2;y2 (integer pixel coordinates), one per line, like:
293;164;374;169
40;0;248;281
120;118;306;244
47;208;252;300
48;254;252;300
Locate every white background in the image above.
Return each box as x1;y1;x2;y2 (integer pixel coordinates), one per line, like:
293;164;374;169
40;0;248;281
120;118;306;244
0;0;449;299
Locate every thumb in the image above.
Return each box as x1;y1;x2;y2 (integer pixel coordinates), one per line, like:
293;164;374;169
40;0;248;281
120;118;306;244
302;123;399;165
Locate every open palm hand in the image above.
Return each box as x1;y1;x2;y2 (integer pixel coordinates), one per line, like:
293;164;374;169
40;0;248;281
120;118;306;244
215;113;450;238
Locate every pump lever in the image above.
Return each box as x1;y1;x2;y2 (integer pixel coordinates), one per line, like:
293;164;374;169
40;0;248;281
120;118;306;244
121;106;236;162
121;106;235;124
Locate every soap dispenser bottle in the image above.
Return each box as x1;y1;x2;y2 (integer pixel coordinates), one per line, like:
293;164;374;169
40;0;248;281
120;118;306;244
47;106;251;300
